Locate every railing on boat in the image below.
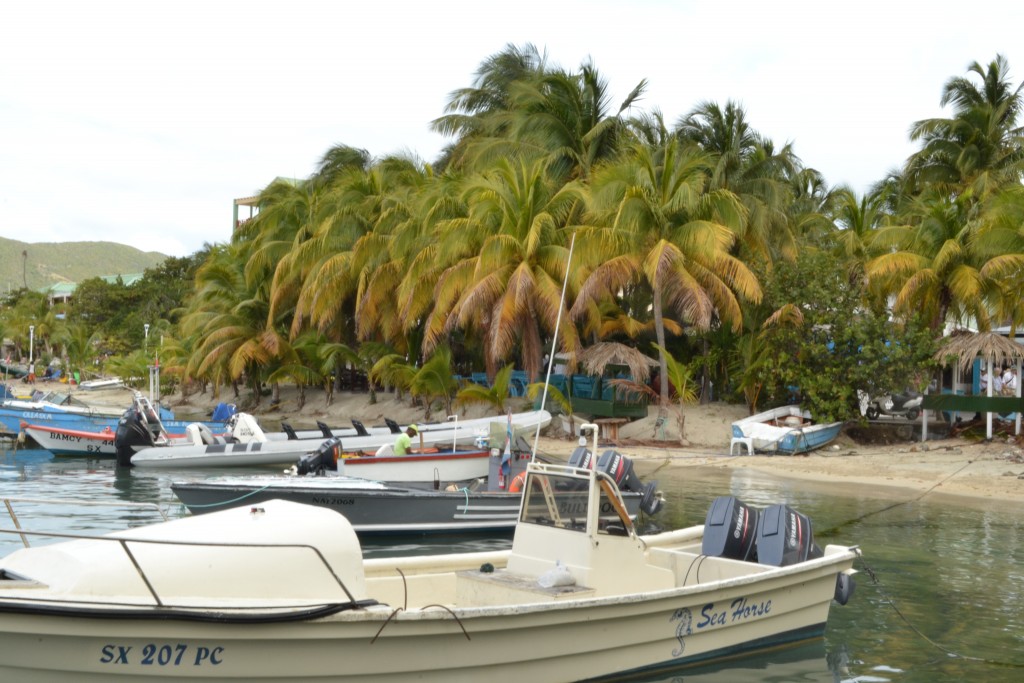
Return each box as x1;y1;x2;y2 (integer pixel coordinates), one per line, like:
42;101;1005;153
0;499;361;608
1;496;170;549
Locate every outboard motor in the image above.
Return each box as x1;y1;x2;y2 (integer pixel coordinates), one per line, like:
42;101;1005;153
295;437;343;476
568;445;595;470
596;450;663;515
701;496;760;562
755;503;823;567
113;407;156;468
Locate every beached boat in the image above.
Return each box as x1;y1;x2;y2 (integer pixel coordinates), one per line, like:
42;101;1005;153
120;409;552;469
77;377;125;391
731;405;843;454
0;455;858;681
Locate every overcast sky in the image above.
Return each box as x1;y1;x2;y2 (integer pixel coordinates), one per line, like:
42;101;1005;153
2;1;1022;258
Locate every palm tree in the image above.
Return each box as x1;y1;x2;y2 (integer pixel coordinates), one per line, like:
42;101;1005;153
676;100;799;260
423;155;583;382
908;55;1024;199
435;45;644;182
456;363;515;413
866;190;993;330
573;138;762;406
606;343;698;445
408;346;460;420
830;186;891;289
431;43;550;170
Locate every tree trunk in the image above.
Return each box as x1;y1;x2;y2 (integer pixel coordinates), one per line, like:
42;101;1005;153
652;283;669;417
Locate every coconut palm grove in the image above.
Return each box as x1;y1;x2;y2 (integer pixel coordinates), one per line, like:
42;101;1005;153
5;46;1024;423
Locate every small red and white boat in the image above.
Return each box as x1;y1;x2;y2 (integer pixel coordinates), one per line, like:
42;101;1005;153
20;421;121;456
20;421;191;457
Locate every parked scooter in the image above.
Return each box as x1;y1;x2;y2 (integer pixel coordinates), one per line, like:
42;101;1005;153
857;389;923;421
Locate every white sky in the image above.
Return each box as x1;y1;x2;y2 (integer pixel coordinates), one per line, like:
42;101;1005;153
2;1;1022;257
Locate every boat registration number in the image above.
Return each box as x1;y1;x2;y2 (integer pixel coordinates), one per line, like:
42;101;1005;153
99;643;224;667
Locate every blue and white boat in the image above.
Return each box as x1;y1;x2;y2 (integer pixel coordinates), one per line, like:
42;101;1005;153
0;390;227;438
731;405;843;454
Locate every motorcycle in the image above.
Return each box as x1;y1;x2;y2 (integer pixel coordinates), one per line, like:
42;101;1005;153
857;389;923;421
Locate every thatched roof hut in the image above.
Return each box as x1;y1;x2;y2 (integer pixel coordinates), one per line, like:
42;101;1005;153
933;330;1024;371
575;342;659;384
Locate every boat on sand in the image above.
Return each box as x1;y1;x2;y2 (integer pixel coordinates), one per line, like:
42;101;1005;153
0;448;858;681
731;405;843;454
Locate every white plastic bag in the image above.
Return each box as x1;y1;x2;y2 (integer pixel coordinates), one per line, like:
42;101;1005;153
538;561;575;588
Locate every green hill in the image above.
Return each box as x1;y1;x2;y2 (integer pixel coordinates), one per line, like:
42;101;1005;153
0;238;168;293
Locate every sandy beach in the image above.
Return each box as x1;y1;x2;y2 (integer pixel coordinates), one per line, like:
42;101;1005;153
83;383;1024;506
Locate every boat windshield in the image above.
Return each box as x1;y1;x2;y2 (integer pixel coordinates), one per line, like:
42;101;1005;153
519;470;630;535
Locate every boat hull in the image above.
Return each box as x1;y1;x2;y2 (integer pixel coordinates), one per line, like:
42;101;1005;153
731;405;842;454
21;424;118;456
0;555;848;682
129;411;551;469
174;477;528;533
1;406;217;440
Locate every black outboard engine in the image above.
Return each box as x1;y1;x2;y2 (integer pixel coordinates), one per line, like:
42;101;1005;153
568;446;594;470
596;450;663;515
701;496;760;562
755;503;823;567
113;407;157;468
295;437;343;476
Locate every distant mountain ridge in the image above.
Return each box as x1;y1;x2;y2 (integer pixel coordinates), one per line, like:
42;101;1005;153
0;237;168;293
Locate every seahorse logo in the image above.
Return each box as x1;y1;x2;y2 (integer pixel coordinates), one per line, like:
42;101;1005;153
670;607;692;657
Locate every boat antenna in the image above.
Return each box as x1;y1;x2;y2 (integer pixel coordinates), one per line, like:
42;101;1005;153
532;231;576;460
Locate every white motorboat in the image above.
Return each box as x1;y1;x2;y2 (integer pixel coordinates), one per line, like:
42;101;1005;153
120;410;552;469
0;449;858;681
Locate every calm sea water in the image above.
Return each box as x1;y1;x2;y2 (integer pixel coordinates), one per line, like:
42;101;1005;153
2;445;1023;682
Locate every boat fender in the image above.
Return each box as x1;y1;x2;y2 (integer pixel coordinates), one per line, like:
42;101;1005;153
509;471;527;493
834;572;856;605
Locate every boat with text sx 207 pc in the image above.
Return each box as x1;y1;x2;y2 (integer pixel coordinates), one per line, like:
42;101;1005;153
0;458;858;681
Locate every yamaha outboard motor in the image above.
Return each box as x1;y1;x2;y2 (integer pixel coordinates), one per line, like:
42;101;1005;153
755;503;823;566
567;446;595;470
596;450;663;515
114;407;157;468
701;496;760;562
295;437;343;476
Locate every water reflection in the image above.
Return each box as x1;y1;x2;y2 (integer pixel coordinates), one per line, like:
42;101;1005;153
3;447;1024;681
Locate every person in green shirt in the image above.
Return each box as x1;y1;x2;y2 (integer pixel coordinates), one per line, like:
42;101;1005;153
393;424;418;456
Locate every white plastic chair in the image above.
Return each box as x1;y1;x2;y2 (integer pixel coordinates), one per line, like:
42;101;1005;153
730;436;754;456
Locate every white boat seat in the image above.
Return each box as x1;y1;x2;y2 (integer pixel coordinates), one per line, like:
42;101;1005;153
730;436;754;456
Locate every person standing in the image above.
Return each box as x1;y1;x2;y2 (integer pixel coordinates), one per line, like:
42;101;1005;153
1002;366;1018;396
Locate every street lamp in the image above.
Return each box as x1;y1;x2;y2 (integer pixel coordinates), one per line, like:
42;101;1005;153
144;324;150;351
28;325;34;367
